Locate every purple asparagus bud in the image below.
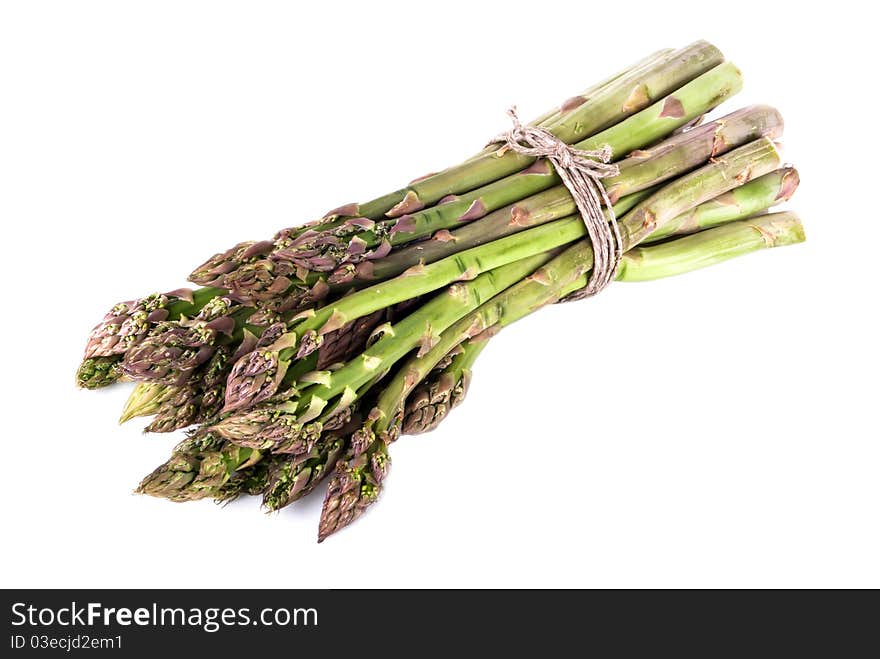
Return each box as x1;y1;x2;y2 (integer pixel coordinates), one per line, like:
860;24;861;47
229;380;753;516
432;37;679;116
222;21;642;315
317;412;397;542
210;392;331;456
263;438;345;512
120;298;237;385
259;406;360;511
314;309;385;369
144;383;200;433
121;321;217;384
83;293;175;359
295;330;323;359
119;342;235;433
245;321;279;347
317;447;390;542
220;260;297;301
273;421;324;455
402;369;471;434
245;306;282;327
189;240;274;286
210;406;310;451
196;345;232;422
222;347;288;413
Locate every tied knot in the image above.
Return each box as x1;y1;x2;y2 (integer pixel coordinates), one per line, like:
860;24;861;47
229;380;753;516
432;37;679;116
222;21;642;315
554;143;574;169
494;107;624;300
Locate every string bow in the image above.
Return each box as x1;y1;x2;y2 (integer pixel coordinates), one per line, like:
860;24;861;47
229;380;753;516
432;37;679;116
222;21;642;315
495;107;623;300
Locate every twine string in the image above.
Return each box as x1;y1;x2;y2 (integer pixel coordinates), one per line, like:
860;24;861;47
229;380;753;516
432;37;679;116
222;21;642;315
493;107;623;301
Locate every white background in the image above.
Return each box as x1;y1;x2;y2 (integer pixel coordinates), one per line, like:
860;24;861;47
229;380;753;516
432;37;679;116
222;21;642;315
1;1;876;588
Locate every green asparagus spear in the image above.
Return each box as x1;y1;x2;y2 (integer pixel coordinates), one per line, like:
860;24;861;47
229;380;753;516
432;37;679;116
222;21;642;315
317;211;805;540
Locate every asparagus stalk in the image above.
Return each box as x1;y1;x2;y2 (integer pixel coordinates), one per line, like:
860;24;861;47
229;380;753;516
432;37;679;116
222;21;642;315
317;211;806;540
112;104;783;411
170;138;779;510
140;207;804;509
74;42;808;544
375;61;743;242
122;161;797;434
217;253;559;432
314;145;791;538
206;58;743;295
188;42;723;289
346;105;782;287
223;137;780;415
222;222;582;413
123;85;757;401
88;80;757;399
367;41;725;218
401;166;800;434
140;101;761;392
121;139;789;436
525;49;674;129
644;167;799;242
617;212;806;280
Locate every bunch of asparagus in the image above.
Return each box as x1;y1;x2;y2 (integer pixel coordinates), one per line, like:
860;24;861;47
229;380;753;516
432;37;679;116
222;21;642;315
78;41;805;541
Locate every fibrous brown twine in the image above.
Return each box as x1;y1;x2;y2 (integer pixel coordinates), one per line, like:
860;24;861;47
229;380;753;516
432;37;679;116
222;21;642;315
493;107;622;301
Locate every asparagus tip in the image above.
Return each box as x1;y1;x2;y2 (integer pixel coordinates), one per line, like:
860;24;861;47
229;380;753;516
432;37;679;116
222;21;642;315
118;382;166;423
76;356;122;390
